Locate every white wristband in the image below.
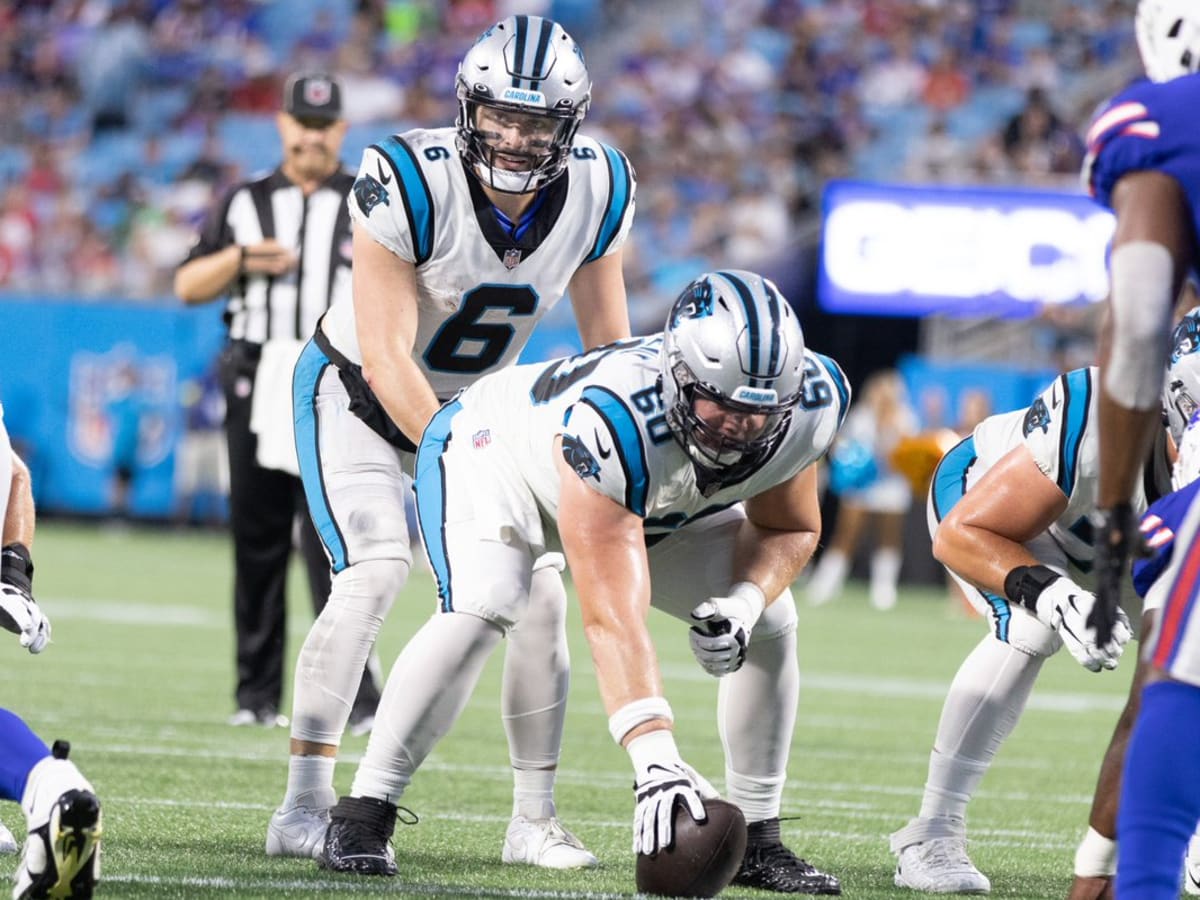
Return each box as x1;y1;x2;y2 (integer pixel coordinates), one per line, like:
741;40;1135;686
608;696;674;745
728;581;767;624
1073;826;1116;877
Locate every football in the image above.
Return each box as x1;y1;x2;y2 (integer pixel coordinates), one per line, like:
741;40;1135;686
635;797;748;898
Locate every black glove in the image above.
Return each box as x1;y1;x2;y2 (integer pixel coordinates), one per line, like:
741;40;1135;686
1091;504;1148;645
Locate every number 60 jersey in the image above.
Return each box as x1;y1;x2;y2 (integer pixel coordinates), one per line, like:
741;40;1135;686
429;336;850;543
320;126;636;398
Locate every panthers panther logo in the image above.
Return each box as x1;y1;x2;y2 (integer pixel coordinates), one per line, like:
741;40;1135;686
353;174;390;216
669;279;715;328
562;434;601;480
1022;397;1052;436
1170;312;1200;365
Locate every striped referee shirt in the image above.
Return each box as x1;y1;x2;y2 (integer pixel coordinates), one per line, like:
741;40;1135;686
182;167;356;344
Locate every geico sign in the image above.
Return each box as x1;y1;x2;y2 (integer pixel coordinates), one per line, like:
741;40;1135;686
823;200;1114;304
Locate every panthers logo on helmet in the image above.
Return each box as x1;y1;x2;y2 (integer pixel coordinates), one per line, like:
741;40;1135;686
353;174;390;216
1023;397;1052;436
669;279;714;327
562;434;601;480
1170;312;1200;364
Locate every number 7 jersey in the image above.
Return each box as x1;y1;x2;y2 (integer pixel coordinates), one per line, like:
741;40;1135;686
320;126;636;398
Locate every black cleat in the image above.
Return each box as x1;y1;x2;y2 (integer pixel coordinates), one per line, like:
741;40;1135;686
733;819;841;895
318;796;398;876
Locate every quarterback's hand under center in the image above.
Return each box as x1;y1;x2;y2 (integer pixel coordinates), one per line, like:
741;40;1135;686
689;582;766;676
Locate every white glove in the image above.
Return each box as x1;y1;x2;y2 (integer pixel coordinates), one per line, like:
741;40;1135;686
628;730;718;855
0;583;50;654
1033;578;1131;672
689;582;766;676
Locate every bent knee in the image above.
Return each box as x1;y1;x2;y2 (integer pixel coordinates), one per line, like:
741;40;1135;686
754;589;798;642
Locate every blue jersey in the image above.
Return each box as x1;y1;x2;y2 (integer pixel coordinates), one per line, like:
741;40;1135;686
1134;479;1200;599
1085;73;1200;243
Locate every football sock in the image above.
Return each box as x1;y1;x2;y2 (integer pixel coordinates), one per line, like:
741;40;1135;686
352;612;502;802
503;566;568;820
919;634;1043;822
1117;681;1200;899
0;709;48;802
721;619;797;821
291;558;408;745
869;547;901;609
282;755;336;811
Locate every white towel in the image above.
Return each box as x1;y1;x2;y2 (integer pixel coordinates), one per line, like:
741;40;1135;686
249;338;304;476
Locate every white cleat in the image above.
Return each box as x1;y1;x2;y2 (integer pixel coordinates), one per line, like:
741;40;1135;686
14;746;102;900
0;820;16;854
1185;833;1200;895
502;816;598;869
266;805;330;860
894;837;990;894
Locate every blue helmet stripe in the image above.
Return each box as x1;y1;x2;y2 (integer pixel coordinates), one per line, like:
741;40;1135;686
530;17;553;81
585;145;632;262
512;15;528;88
714;271;761;386
374;137;434;264
579;386;649;517
761;278;783;378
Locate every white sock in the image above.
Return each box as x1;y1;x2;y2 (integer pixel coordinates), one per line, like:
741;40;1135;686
807;550;848;605
282;756;337;811
918;635;1044;822
870;547;902;610
720;621;797;820
351;612;502;802
511;768;556;820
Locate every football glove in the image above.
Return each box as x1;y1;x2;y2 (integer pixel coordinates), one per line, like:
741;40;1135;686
628;731;718;855
1092;504;1149;646
688;582;766;677
0;583;50;654
1007;565;1130;672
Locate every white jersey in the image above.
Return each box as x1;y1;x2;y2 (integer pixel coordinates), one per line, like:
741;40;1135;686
451;336;850;539
321;126;636;398
932;366;1172;575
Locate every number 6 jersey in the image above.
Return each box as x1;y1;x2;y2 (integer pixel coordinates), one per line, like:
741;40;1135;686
320;126;636;398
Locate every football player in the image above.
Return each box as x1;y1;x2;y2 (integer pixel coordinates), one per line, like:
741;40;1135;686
1090;0;1200;655
317;270;847;895
0;405;102;900
1069;311;1200;900
887;343;1200;893
269;15;636;870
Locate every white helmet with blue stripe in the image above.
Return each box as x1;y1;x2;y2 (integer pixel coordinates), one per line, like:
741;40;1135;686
1164;307;1200;448
661;270;807;482
1136;0;1200;81
455;15;590;194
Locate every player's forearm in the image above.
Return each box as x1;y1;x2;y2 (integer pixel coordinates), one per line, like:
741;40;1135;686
175;245;241;304
733;522;817;604
932;523;1039;596
361;352;441;446
1097;399;1161;508
3;454;34;549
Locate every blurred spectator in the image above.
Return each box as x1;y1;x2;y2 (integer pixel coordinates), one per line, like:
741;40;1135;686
905;116;966;183
76;1;151;132
921;48;970;112
808;370;921;611
174;360;228;527
1001;87;1084;179
858;31;926;107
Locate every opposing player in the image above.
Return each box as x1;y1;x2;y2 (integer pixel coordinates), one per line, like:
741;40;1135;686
886;354;1189;893
269;15;635;868
1088;0;1200;647
1069;311;1200;900
0;405;102;899
318;271;847;895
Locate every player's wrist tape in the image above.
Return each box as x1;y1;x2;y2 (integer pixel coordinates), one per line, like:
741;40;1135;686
626;728;682;773
1;543;33;593
1003;564;1060;612
608;697;674;745
1073;826;1116;877
728;581;767;623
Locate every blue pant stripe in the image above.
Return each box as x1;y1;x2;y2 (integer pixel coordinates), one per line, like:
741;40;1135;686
293;339;348;572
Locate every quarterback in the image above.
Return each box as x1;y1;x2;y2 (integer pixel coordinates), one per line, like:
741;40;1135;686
269;14;636;870
318;270;847;895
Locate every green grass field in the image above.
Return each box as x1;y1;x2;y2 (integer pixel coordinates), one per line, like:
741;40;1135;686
0;522;1132;899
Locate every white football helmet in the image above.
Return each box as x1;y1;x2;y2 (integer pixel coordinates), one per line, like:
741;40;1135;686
455;15;590;194
1136;0;1200;82
1164;308;1200;448
661;270;806;485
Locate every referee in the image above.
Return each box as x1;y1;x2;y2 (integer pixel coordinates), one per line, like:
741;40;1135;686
175;73;381;729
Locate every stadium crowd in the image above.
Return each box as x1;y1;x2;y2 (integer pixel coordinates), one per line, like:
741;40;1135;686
0;0;1136;328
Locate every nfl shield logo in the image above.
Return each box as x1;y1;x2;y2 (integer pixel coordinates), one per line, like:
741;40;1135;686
472;429;492;449
304;78;333;106
503;248;522;270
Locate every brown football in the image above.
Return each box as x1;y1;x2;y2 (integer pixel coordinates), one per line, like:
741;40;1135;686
635;797;748;898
